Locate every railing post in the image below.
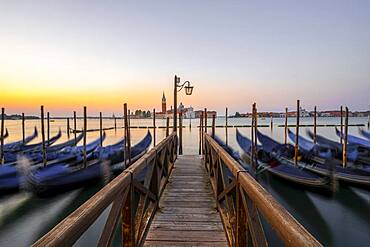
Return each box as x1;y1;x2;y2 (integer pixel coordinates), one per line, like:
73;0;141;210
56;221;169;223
236;177;247;247
122;175;134;247
179;112;183;155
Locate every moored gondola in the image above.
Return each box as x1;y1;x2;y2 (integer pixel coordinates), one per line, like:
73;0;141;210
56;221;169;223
0;134;105;194
359;128;370;140
25;131;152;197
3;130;62;163
3;127;38;151
335;127;370;148
236;130;328;189
307;129;370;165
283;130;370;188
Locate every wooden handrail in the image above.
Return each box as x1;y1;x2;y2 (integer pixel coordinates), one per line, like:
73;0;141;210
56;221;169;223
203;134;321;247
33;132;177;247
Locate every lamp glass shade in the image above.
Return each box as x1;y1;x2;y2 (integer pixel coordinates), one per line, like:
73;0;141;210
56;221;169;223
185;85;193;95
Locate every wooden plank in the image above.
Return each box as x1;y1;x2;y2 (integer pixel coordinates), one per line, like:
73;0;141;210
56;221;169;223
144;155;228;246
144;241;227;246
146;230;227;242
150;221;225;231
154;213;222;222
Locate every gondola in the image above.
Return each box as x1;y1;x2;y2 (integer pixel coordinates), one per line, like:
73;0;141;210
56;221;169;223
3;127;38;151
359;128;370;140
283;130;370;187
212;135;243;164
3;130;63;163
335;127;370;148
0;134;105;194
5;129;62;156
307;130;370;164
110;131;152;176
237;130;328;189
25;131;152;197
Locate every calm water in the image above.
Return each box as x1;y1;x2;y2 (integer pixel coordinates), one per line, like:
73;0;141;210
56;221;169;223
0;117;369;246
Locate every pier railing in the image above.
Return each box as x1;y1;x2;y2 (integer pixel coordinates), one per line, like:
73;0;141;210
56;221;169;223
33;132;177;247
203;134;321;247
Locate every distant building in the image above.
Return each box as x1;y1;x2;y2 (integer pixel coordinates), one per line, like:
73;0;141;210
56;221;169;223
155;92;216;118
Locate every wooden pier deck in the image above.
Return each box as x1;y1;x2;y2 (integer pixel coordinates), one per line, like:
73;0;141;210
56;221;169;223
144;155;228;246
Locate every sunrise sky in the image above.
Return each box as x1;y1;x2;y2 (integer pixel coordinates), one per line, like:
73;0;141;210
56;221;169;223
1;0;369;116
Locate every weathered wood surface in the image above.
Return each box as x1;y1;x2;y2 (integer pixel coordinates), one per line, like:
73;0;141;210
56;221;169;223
144;155;228;246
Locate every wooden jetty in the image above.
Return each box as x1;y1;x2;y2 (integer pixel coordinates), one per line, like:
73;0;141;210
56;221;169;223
32;130;321;247
144;155;228;246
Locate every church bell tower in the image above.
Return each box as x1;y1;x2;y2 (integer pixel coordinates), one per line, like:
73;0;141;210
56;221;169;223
162;92;166;113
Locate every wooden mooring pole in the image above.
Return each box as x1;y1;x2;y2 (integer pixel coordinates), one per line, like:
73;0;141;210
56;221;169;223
73;111;77;145
123;106;127;167
166;117;169;137
83;106;87;168
124;104;131;165
204;108;207;133
225;107;228;146
0;108;4;164
41;106;46;167
47;112;50;145
254;104;258;169
179;112;183;155
211;114;215;138
199;112;202;155
22;112;25;143
314;106;317;144
153;108;156;146
340;106;343;145
114;115;117;130
294;100;300;165
270;113;273;130
343;107;349;167
67;117;70;139
251;104;255;164
99;112;103;146
284;107;288;144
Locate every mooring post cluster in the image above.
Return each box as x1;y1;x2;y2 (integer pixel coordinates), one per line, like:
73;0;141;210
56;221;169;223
0;108;4;164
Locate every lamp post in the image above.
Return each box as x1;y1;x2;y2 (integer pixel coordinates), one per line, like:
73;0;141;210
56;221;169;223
173;75;194;132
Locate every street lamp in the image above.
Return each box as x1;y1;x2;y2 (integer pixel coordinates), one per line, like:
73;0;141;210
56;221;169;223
173;75;194;132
